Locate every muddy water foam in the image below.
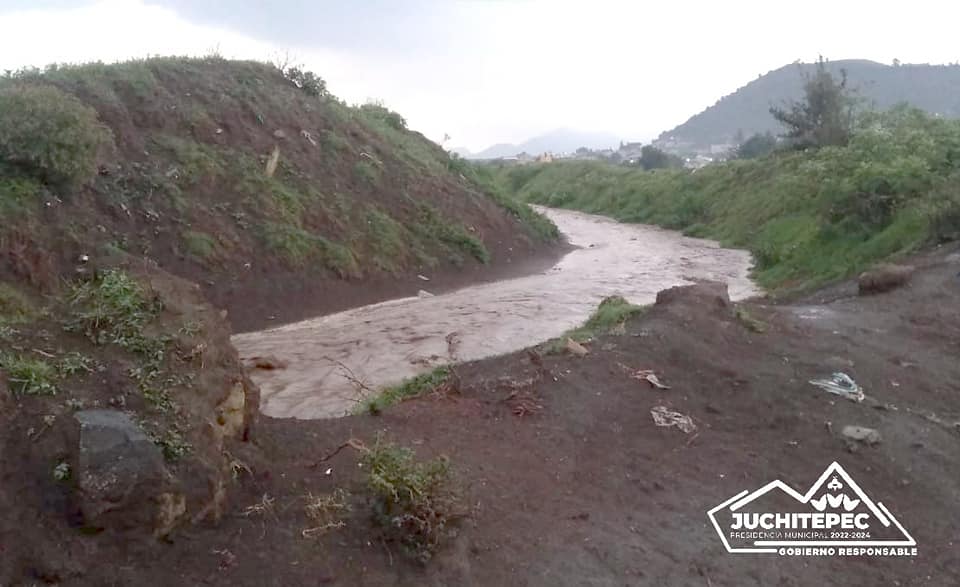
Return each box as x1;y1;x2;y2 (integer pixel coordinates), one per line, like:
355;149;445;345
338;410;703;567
232;207;760;419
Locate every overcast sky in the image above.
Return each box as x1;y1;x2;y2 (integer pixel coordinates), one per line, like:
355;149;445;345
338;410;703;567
1;0;958;150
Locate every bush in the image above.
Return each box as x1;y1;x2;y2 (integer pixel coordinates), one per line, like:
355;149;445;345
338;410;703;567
282;66;327;98
358;101;407;131
362;437;464;561
0;84;112;187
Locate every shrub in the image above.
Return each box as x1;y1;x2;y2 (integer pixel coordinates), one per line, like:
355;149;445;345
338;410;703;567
358;101;407;131
282;66;327;98
0;84;113;187
362;437;464;561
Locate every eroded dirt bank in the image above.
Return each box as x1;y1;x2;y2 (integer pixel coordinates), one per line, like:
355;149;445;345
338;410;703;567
234;207;759;418
30;244;959;586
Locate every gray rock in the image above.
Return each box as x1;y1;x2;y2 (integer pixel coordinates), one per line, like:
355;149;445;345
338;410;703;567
841;425;882;445
74;410;176;531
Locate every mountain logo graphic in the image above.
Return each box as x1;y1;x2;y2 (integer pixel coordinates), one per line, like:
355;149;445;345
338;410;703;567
707;462;917;555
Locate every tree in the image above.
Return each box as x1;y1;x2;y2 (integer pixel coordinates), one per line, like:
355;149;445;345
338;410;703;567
735;132;777;159
770;56;856;149
637;145;683;170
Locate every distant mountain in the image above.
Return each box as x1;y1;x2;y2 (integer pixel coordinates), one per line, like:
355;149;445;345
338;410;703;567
459;129;620;159
656;60;960;152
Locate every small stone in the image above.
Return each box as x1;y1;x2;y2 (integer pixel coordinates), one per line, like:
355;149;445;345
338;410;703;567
564;337;589;357
841;425;881;445
272;129;287;139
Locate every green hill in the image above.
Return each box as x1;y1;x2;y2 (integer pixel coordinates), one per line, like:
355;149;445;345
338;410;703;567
0;56;557;544
657;59;960;152
500;106;960;293
0;57;557;330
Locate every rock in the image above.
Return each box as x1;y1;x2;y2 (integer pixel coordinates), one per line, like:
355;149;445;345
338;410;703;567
272;129;287;139
264;145;280;177
841;425;881;445
250;355;288;370
73;410;180;534
858;264;914;295
654;281;731;315
564;337;589;356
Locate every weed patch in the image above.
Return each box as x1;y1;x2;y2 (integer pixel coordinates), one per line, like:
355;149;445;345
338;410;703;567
361;366;451;415
545;296;646;353
0;354;58;396
362;436;464;562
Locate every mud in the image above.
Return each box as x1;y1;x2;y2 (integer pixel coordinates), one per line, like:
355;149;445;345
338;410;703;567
233;207;760;418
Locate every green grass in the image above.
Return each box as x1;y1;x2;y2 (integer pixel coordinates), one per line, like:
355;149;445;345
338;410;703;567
0;171;42;220
0;282;39;325
64;269;162;350
500;107;960;293
360;366;451;415
182;230;218;261
411;203;490;264
545;296;645;352
0;354;58;396
353;160;381;185
260;222;359;277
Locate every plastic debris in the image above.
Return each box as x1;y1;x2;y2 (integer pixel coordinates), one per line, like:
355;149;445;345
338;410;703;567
809;372;865;403
417;274;430;281
650;405;696;433
632;369;670;390
417;289;434;298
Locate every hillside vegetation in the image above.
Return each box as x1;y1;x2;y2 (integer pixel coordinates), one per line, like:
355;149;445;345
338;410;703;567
500;106;960;293
0;56;557;551
0;56;557;330
658;60;960;151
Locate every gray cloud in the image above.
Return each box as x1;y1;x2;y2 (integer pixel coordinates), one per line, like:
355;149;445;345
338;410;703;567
145;0;471;56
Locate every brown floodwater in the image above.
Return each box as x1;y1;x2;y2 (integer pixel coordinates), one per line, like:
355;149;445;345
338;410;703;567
232;207;760;419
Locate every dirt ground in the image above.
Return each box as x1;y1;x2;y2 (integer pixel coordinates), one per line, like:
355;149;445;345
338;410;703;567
7;245;960;586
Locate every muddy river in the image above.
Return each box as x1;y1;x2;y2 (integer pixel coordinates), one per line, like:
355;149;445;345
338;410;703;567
232;207;760;419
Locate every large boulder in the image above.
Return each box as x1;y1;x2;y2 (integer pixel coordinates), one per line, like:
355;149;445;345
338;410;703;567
654;281;732;316
858;264;914;295
73;410;182;536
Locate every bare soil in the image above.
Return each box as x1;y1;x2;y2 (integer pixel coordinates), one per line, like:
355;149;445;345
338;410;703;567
5;245;960;586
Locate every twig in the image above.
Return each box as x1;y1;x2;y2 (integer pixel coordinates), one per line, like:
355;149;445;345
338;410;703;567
381;537;394;567
324;356;376;396
310;438;368;468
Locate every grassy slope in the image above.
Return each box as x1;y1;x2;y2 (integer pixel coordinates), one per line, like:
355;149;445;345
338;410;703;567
0;57;556;299
500;108;960;293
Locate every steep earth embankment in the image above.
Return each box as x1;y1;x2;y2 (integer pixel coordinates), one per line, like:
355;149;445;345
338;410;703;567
0;56;560;572
0;57;560;332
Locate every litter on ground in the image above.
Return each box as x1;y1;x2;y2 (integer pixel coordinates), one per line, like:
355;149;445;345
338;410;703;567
809;372;865;402
650;405;696;433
